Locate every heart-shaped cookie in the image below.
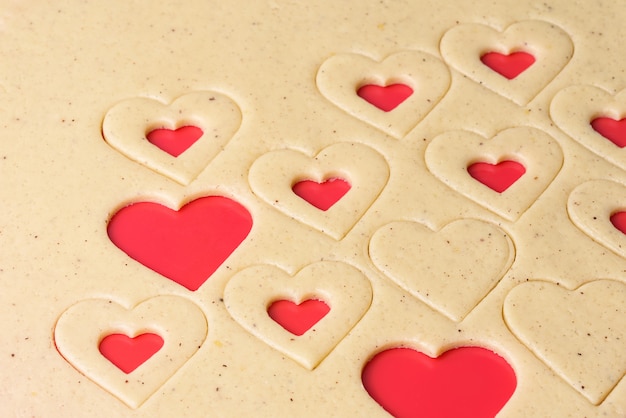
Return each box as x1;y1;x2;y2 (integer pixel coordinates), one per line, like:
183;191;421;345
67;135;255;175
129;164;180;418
567;179;626;258
362;346;516;417
107;195;253;291
224;261;372;370
248;142;388;239
504;279;626;404
440;20;572;105
102;91;242;185
425;127;563;221
54;295;207;408
551;85;626;170
369;219;513;321
316;51;450;138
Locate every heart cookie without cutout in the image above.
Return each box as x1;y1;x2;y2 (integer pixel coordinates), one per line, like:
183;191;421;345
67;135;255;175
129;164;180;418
54;295;207;408
316;51;450;138
504;279;626;404
369;219;513;322
107;195;253;291
440;20;572;105
551;85;626;171
248;142;388;240
426;127;563;221
362;346;516;417
567;179;626;258
102;91;241;185
224;261;372;370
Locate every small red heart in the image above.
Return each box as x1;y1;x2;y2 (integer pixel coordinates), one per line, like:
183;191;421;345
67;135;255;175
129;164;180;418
591;117;626;148
610;211;626;234
146;125;204;157
480;51;535;79
356;83;413;112
267;299;330;336
292;178;351;211
99;333;164;374
107;196;252;291
362;346;516;418
467;160;526;193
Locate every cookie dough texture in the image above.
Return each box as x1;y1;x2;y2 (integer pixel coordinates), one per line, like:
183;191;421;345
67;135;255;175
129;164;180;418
1;1;626;417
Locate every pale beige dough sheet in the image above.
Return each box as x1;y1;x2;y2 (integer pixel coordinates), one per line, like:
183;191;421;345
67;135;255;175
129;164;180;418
1;0;626;416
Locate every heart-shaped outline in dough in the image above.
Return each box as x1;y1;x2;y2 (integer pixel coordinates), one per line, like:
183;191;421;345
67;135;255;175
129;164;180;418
102;91;242;185
440;20;573;105
224;261;372;370
425;127;563;221
369;219;514;322
504;279;626;404
316;50;451;138
249;142;389;240
567;179;626;258
54;295;207;408
551;85;626;170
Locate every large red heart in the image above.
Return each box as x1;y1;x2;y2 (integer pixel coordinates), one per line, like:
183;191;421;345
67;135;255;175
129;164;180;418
362;346;516;418
107;196;252;291
591;117;626;148
292;178;351;211
467;160;526;193
146;125;204;157
480;51;535;79
267;299;330;336
99;333;164;374
610;211;626;234
356;83;413;112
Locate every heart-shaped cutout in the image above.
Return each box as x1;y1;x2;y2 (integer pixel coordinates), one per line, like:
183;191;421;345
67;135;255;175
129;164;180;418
480;51;535;79
224;261;372;369
504;279;626;404
552;86;626;171
102;91;241;185
567;179;626;258
146;125;204;157
107;195;252;291
54;296;207;408
249;142;388;239
292;178;351;211
267;299;330;336
441;20;572;105
467;160;526;193
317;51;450;138
426;127;562;220
99;333;164;374
362;346;516;417
369;219;513;321
356;83;413;112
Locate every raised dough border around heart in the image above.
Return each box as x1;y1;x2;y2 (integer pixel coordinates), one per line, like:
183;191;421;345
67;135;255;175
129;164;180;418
440;20;573;105
551;85;626;170
224;261;373;370
425;126;563;221
504;279;626;404
54;295;207;408
248;142;389;239
102;91;242;185
316;50;451;138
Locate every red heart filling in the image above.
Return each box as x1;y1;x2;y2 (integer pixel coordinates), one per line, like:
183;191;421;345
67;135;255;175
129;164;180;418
99;333;164;374
356;83;413;112
267;299;330;336
480;51;535;79
362;346;516;418
610;211;626;234
107;196;252;291
146;125;204;157
467;160;526;193
292;178;351;211
591;117;626;148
